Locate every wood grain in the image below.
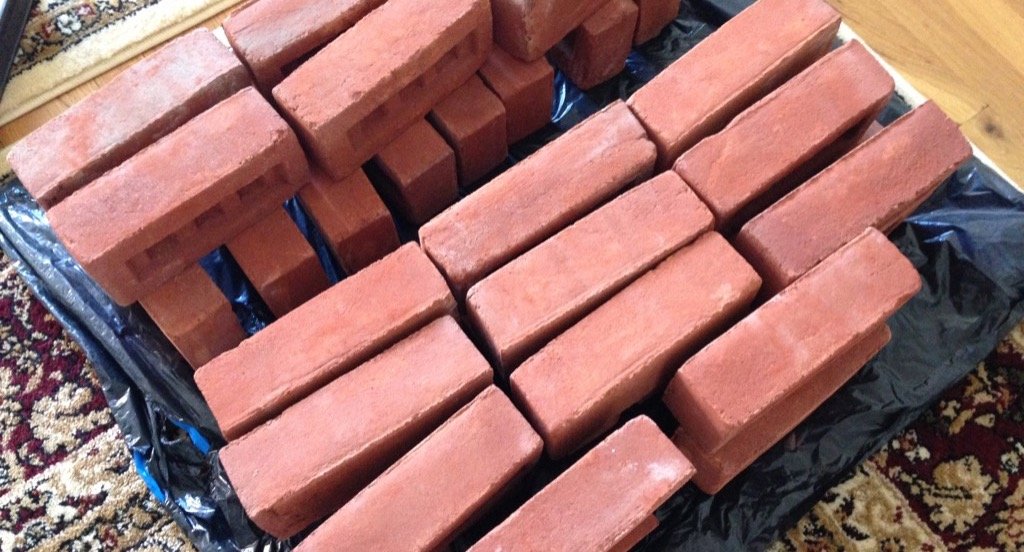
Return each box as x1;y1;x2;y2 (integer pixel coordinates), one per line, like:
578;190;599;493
2;1;1022;184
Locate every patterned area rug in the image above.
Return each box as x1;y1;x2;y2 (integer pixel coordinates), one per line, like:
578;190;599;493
0;254;193;550
2;242;1023;550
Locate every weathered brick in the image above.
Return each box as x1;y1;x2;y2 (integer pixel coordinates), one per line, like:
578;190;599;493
550;0;639;90
467;171;712;370
373;120;459;225
221;316;491;538
627;0;840;168
273;0;491;179
429;75;508;186
734;102;971;294
511;233;760;458
195;243;455;440
8;29;250;209
47;87;309;306
478;47;554;142
420;101;656;297
632;0;681;44
295;386;542;551
140;264;245;369
470;416;693;551
298;169;400;274
492;0;606;61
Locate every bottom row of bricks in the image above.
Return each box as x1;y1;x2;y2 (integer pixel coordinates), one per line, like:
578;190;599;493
206;224;916;549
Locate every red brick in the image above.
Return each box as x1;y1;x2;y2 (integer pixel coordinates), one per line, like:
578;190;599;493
298;169;399;274
511;233;760;459
632;0;680;44
272;0;491;180
47;87;309;306
550;0;639;90
663;228;920;457
223;0;386;89
139;264;245;369
675;41;893;230
7;29;250;209
467;171;712;370
429;75;509;186
493;0;606;62
420;101;656;297
373;121;458;225
674;324;890;493
734;102;971;294
478;47;554;143
470;416;692;551
220;316;491;538
627;0;840;168
295;386;542;551
195;243;455;440
226;209;328;318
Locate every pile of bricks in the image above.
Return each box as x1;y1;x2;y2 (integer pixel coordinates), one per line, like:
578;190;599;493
7;0;974;548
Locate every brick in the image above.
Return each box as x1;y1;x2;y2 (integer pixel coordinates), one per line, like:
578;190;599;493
429;75;509;186
664;228;920;457
550;0;639;90
492;0;606;62
272;0;491;180
632;0;680;44
295;386;543;551
220;316;491;538
7;29;250;209
675;41;893;230
223;0;386;90
140;264;245;369
674;324;890;493
420;101;656;297
627;0;840;168
373;121;458;225
195;243;455;440
298;169;399;274
478;47;554;143
467;172;712;370
226;209;329;318
470;416;693;552
511;233;760;459
47;87;309;306
734;102;971;294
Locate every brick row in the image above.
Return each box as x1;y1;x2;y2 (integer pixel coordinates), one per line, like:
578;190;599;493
420;101;656;297
8;29;250;209
470;416;694;551
220;316;491;538
627;0;841;168
675;40;894;230
735;102;972;294
664;228;921;492
467;171;712;370
511;232;761;459
295;386;542;551
195;243;455;440
273;0;491;180
47;87;309;306
223;0;386;89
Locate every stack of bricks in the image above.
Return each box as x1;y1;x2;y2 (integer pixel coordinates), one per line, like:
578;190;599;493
6;0;978;547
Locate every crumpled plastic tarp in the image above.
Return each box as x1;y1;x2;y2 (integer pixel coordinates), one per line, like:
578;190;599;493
2;1;1023;550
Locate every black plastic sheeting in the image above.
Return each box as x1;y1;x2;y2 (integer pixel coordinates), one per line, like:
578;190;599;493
1;1;1024;550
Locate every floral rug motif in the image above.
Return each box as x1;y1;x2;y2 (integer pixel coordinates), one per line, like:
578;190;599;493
13;0;163;79
0;256;192;551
